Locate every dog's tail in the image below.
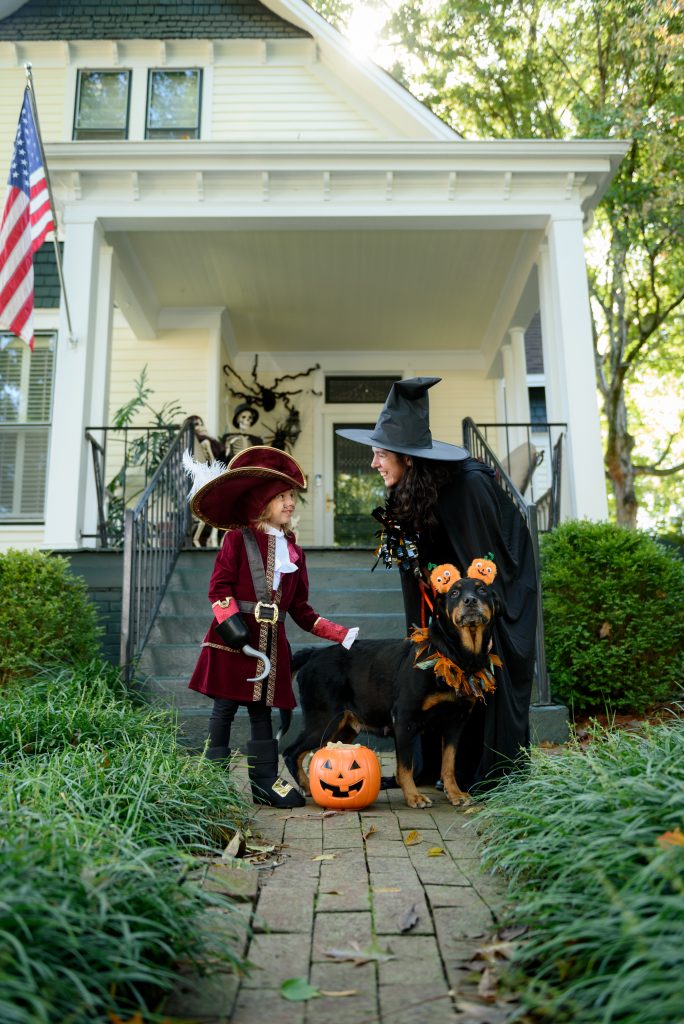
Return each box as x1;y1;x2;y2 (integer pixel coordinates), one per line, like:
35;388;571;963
290;645;319;675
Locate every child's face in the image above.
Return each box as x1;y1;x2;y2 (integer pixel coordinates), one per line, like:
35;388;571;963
264;489;297;528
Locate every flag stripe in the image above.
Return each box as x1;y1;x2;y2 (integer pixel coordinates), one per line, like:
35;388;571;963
0;88;55;350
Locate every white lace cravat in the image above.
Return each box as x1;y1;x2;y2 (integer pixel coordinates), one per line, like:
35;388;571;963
264;525;298;591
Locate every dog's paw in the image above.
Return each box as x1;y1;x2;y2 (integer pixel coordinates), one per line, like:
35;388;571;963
444;789;471;808
406;792;433;809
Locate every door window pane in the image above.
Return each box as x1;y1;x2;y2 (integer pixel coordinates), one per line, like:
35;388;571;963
146;69;201;139
74;70;130;140
334;424;386;547
0;335;55;521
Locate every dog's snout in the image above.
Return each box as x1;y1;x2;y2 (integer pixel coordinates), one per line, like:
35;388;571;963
463;593;479;607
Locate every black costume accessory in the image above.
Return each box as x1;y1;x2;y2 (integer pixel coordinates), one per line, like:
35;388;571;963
336;377;469;461
371;505;421;578
247;738;305;808
410;626;502;702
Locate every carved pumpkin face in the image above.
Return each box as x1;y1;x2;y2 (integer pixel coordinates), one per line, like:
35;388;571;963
466;556;497;585
309;742;381;810
430;563;461;594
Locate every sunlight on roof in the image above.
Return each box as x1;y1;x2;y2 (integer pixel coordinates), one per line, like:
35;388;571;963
343;3;389;60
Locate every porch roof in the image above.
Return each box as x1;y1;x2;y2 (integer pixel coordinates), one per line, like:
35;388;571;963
46;137;628;370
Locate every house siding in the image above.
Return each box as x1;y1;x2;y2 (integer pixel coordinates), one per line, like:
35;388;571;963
212;63;386;141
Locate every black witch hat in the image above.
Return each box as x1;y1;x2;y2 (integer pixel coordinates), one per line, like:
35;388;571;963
336;377;468;461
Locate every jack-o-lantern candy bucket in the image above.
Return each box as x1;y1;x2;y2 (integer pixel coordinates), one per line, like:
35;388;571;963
309;742;381;811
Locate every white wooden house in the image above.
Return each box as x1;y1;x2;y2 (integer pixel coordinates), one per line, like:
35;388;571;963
0;0;627;556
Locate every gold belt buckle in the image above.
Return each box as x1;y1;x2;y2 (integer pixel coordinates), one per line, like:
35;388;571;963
254;601;278;624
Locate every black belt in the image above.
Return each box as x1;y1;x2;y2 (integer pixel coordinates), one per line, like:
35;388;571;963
237;599;279;624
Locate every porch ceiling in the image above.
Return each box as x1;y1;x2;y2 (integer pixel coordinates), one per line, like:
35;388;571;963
114;225;536;355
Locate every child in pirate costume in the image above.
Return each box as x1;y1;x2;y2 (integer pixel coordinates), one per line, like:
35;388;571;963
184;446;358;809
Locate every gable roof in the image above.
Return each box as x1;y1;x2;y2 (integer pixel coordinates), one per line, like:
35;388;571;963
0;0;309;39
0;0;456;140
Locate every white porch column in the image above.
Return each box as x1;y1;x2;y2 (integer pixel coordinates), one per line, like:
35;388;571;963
538;217;607;520
43;217;113;549
502;325;531;453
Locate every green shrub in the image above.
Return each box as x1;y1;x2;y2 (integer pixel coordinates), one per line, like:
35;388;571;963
0;550;102;685
0;663;252;1022
540;521;684;713
477;719;684;1024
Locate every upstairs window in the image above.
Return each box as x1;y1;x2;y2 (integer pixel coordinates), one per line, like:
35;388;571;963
74;70;130;140
146;69;201;139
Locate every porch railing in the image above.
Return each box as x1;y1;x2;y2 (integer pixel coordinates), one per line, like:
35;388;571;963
473;421;566;529
84;424;180;548
462;417;552;705
120;420;194;681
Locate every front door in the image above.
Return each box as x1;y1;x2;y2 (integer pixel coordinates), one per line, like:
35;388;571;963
333;423;385;547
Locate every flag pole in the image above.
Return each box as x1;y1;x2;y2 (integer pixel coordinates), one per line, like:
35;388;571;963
24;62;77;344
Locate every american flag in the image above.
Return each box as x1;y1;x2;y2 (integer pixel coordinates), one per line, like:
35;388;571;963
0;88;55;351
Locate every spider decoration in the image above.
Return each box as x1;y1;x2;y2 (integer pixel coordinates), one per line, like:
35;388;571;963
222;356;321;452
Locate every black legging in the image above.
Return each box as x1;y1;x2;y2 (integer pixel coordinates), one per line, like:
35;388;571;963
208;697;272;747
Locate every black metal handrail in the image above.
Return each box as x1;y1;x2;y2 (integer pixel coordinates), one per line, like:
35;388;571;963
474;420;566;514
120;420;194;681
462;417;551;705
84;424;179;548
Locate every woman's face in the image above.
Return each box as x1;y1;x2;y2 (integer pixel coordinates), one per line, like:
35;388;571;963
371;448;408;488
264;489;297;528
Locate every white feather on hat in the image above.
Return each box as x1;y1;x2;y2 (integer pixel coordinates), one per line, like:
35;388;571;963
182;449;228;501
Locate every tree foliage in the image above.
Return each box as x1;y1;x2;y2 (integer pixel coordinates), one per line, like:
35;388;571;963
312;0;684;528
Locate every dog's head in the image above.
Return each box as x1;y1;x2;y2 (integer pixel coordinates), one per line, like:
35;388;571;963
430;566;499;669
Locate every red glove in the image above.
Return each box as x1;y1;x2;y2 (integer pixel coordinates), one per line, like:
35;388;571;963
312;617;359;649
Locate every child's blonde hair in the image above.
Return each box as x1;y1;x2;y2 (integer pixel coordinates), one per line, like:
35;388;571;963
252;489;298;532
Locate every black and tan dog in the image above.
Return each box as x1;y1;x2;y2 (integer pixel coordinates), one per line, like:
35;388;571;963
283;564;500;808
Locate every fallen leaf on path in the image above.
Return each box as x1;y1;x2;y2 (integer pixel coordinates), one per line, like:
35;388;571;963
280;977;319;1001
403;829;423;846
362;824;378;841
399;902;420;932
320;889;342;895
324;940;395;966
427;846;445;857
477;966;498;1002
222;831;244;859
312;853;336;861
319;989;358;997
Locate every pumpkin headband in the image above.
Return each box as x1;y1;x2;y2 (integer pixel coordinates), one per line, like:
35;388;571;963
429;554;497;594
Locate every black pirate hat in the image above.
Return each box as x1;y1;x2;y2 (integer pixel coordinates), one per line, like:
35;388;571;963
336;377;468;460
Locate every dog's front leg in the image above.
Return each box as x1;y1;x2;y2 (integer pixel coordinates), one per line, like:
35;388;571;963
394;716;432;809
441;712;470;807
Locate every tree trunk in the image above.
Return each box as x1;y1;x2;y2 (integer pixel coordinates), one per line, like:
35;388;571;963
604;385;638;527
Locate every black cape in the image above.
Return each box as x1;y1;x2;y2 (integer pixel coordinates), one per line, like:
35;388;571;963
399;458;538;790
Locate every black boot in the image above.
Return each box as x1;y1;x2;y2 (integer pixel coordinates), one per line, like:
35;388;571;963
246;739;305;809
206;745;231;766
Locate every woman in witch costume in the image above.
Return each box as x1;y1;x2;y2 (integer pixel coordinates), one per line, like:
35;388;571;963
337;377;538;792
185;446;358;809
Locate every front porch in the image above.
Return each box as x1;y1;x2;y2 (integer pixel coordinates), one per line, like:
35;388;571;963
31;137;622;553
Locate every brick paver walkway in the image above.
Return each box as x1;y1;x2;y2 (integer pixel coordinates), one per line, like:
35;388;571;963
165;755;506;1024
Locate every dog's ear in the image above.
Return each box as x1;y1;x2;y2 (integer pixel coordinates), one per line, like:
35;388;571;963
490;590;502;617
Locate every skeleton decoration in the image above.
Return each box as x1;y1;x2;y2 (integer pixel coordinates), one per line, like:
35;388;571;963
223;356;321;452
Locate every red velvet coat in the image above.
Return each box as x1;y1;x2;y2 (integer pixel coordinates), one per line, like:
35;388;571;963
188;528;319;708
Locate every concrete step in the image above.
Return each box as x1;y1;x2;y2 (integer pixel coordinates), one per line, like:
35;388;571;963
166;566;399;594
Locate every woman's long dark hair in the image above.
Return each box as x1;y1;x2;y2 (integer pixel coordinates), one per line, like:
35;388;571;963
388;457;458;533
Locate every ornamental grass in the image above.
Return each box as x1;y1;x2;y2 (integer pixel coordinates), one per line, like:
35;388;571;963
0;664;252;1024
477;717;684;1024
